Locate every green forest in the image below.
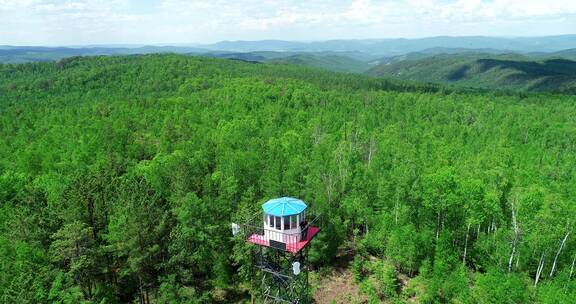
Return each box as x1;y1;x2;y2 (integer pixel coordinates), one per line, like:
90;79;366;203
1;54;576;303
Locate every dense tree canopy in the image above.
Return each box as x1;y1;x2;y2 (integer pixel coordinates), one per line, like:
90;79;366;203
1;54;575;303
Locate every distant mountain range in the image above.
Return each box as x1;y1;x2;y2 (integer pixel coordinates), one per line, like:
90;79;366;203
0;45;209;64
2;35;576;93
3;35;576;63
200;35;576;56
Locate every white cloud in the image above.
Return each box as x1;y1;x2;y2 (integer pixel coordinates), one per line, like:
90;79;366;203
0;0;574;45
407;0;576;19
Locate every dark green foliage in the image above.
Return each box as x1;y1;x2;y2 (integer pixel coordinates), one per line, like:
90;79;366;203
1;54;576;303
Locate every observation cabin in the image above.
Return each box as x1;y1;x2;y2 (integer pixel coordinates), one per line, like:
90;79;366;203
246;197;320;253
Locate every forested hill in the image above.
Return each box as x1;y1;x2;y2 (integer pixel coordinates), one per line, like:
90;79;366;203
366;54;576;93
266;54;372;73
1;54;576;303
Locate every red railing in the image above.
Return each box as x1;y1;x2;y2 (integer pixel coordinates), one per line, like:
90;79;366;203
243;215;319;252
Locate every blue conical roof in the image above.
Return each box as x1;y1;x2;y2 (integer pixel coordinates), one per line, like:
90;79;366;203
262;197;307;216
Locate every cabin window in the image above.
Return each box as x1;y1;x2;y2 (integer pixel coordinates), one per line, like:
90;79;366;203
275;216;281;230
269;215;274;228
290;215;297;229
284;216;291;230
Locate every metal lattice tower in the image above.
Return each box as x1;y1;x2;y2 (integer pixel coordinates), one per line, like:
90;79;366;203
236;197;320;304
256;246;310;303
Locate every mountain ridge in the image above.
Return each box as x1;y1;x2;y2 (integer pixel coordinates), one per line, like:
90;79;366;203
366;53;576;93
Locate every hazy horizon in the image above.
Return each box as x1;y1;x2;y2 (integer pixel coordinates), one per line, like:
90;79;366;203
2;33;576;48
1;0;575;46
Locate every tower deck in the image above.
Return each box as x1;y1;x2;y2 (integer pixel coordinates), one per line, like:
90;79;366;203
247;226;320;254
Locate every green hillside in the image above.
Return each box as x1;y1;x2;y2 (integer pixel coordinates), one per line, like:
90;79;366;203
200;51;375;73
372;48;517;66
546;48;576;60
367;54;576;93
0;47;373;74
267;53;372;73
1;55;576;304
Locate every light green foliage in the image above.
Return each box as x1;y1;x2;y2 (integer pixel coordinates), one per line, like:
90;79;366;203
1;54;576;303
359;278;380;304
351;255;366;282
48;271;87;304
535;270;576;304
385;224;418;274
473;269;532;304
156;275;203;304
372;260;399;299
50;221;96;298
357;259;399;301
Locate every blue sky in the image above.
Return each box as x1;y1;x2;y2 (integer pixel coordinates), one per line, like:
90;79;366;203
0;0;575;45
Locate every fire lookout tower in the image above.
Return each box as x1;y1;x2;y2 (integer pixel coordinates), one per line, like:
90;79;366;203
238;197;320;304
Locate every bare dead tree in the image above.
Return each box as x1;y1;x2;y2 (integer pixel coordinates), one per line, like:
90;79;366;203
535;252;546;287
476;223;481;238
550;231;570;277
463;222;471;264
508;199;520;273
367;135;375;166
